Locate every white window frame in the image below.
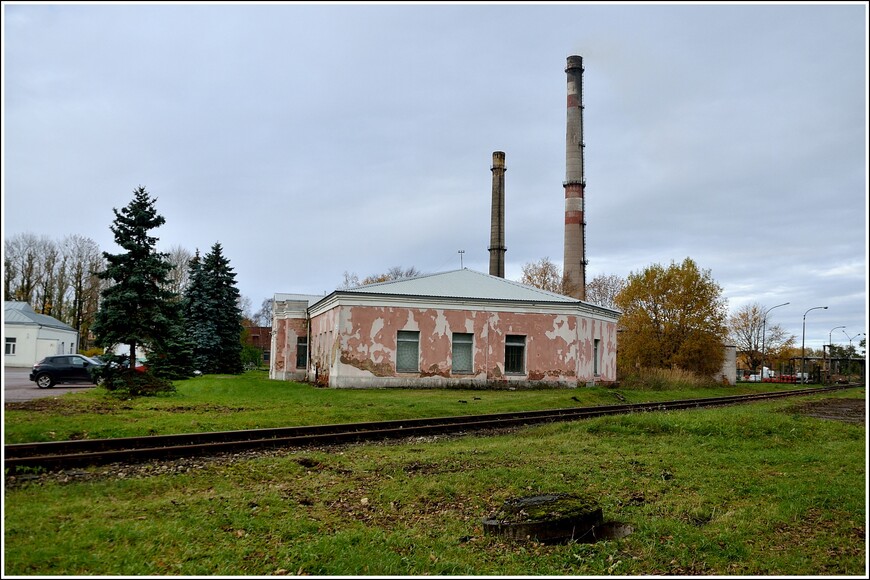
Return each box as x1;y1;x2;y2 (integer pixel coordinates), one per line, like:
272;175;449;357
505;335;526;375
451;333;474;374
397;331;420;373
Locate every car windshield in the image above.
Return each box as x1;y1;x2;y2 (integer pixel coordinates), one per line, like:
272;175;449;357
81;356;103;365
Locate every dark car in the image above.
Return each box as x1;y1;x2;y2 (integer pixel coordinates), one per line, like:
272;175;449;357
29;354;104;389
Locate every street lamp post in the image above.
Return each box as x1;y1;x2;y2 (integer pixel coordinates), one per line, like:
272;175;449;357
842;331;866;384
761;302;789;383
801;306;828;385
827;326;846;384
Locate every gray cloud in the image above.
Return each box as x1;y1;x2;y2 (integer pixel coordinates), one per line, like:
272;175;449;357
3;2;866;350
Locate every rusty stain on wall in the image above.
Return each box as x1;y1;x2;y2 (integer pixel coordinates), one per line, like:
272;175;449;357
339;353;395;377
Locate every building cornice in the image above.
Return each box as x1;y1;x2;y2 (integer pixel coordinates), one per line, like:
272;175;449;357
307;290;620;321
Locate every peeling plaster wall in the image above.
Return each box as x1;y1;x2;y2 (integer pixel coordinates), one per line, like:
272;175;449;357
309;306;341;386
270;299;310;381
307;301;618;389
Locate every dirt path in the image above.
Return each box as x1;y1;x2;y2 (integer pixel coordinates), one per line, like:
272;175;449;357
787;397;866;424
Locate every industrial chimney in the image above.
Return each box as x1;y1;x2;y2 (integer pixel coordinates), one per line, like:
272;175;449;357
488;151;507;278
563;55;586;300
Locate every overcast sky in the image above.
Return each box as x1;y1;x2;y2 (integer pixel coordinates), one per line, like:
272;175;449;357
3;1;867;351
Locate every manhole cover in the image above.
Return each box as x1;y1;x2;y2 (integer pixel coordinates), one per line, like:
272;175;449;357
482;493;604;544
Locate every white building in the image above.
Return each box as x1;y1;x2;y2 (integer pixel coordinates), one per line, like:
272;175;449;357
3;301;79;368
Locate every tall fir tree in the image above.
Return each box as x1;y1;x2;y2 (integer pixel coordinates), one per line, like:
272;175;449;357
184;251;220;373
92;186;176;368
183;243;243;374
147;295;196;380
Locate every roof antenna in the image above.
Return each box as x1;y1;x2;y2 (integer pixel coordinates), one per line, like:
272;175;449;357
458;249;465;269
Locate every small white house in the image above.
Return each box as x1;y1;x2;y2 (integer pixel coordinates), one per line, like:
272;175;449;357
3;301;79;368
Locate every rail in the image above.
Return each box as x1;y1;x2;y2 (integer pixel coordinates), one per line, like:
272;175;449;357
4;383;862;473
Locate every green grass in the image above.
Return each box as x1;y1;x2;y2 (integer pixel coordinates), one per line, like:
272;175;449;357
2;370;839;444
3;389;865;575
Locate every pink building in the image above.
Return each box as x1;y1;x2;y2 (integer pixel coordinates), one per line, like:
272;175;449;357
271;269;619;388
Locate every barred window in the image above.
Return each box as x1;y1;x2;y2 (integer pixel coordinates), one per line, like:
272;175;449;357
505;335;526;374
397;331;420;373
452;333;473;374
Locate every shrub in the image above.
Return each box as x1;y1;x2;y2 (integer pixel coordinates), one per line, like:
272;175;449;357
97;361;176;397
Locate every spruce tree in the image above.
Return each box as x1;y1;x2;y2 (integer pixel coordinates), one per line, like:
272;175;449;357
183;243;243;374
147;296;195;380
203;242;244;374
184;251;220;373
92;186;176;369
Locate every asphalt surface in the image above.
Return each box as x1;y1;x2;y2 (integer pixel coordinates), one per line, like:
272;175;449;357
4;368;97;402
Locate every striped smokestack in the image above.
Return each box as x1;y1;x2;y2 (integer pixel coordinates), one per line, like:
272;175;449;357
563;55;586;300
488;151;507;278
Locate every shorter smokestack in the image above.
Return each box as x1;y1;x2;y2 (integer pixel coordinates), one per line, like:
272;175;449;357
489;151;506;278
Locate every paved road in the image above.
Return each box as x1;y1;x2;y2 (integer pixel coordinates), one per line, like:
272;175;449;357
4;368;97;402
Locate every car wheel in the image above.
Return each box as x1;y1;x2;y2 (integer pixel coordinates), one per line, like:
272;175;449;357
36;373;55;389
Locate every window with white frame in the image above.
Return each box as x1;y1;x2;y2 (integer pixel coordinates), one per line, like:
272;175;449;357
5;337;16;356
397;331;420;373
505;335;526;374
451;333;473;374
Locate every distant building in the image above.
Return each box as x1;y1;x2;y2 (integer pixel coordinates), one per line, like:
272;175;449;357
243;325;273;364
3;301;79;368
271;269;620;388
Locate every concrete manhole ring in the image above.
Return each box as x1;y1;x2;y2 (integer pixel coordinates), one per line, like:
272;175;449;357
482;493;623;544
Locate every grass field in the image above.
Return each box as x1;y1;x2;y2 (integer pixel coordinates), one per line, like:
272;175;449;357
2;373;866;575
1;370;849;444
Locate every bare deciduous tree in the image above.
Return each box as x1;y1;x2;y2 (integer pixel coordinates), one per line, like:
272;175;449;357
238;295;253;325
63;234;104;350
585;273;625;310
728;302;795;373
6;232;106;350
518;257;574;295
165;244;193;297
339;271;360;289
253;298;274;327
362;266;422;285
340;266;422;288
5;232;41;303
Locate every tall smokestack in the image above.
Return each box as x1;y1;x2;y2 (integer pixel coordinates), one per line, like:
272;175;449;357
488;151;507;278
563;55;586;300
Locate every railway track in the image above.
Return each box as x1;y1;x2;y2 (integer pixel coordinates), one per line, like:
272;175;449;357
4;384;862;473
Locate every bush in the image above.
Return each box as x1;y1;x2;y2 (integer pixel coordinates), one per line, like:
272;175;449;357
97;362;176;397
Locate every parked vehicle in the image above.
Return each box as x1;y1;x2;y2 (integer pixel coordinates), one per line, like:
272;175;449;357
29;354;105;389
94;355;148;373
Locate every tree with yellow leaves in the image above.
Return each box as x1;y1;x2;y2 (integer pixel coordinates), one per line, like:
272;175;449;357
615;257;728;378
